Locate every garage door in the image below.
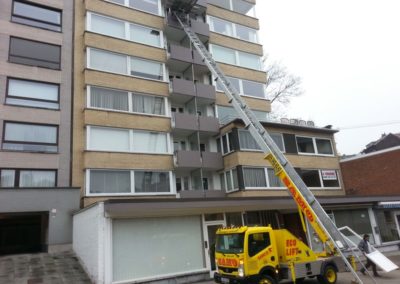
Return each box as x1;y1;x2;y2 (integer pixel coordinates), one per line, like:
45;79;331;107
0;213;47;255
112;215;205;282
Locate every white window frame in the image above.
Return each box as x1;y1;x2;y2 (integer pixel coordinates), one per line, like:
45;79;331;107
222;168;239;193
105;0;164;17
295;136;334;157
242;167;285;190
86;12;164;48
207;15;259;43
86;85;169;117
299;168;341;190
86;125;172;154
217;132;234;155
86;47;167;82
208;0;256;18
86;169;174;196
209;44;262;71
270;132;285;153
213;75;266;99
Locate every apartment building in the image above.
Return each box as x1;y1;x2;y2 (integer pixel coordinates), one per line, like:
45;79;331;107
0;1;80;255
71;1;352;283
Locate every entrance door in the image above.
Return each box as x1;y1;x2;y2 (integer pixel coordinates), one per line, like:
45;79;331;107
204;221;225;276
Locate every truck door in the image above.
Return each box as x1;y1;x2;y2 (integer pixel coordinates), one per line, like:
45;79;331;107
246;232;276;275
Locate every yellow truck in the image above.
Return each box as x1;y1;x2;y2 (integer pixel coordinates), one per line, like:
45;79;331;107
214;226;341;284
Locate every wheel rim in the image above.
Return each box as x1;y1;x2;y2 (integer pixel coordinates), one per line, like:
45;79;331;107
326;268;336;283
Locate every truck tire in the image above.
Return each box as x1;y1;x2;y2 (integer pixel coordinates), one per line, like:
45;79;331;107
317;264;337;284
258;275;276;284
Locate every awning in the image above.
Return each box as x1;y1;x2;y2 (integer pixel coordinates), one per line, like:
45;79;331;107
377;201;400;209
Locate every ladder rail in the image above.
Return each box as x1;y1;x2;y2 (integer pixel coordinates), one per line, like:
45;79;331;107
173;12;364;284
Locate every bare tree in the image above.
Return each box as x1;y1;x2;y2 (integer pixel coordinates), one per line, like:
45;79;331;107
263;56;303;118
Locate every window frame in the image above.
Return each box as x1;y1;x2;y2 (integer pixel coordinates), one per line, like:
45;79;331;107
87;47;167;82
2;121;59;153
8;36;62;70
207;15;259;43
105;0;164;17
220;167;239;193
87;85;169;117
214;75;266;99
86;125;171;154
300;168;341;189
6;77;60;110
86;12;164;48
11;0;62;32
209;44;262;70
0;168;57;188
86;169;174;196
295;135;334;156
217;132;234;155
208;0;256;18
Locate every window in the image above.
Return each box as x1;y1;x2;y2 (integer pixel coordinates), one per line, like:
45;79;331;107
211;44;262;70
88;169;172;195
87;13;163;48
216;76;266;99
270;133;285;152
299;169;340;188
208;0;256;17
88;48;165;81
9;37;61;69
12;1;61;31
87;126;169;154
6;78;59;109
135;171;170;192
221;168;239;192
88;86;166;116
0;169;56;187
218;132;234;154
217;106;269;124
108;0;162;16
208;16;258;43
243;168;266;188
2;122;58;152
267;168;284;187
248;233;270;257
296;136;334;156
238;129;261;150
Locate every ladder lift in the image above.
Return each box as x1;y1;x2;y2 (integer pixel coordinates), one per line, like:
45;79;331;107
169;1;370;283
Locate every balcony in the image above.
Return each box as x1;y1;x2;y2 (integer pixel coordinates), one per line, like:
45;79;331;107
196;82;215;101
167;44;192;73
174;150;202;169
165;13;209;43
172;112;198;133
201;152;223;170
170;78;196;103
198;116;219;134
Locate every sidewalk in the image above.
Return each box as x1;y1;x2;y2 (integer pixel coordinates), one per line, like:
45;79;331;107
0;251;91;284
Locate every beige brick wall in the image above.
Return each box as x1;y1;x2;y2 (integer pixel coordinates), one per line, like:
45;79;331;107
210;33;263;55
219;63;267;83
216;92;271;112
207;5;259;29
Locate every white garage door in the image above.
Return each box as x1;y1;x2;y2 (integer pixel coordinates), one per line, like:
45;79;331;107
112;215;205;282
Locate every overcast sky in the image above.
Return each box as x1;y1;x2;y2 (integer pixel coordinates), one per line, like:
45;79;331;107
256;0;400;155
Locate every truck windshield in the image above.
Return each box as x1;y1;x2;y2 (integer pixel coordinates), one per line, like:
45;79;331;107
216;233;244;254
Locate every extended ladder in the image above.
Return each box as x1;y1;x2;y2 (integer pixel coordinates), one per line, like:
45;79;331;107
172;7;364;284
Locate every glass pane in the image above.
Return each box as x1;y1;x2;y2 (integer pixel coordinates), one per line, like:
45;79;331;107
375;211;400;242
90;14;125;38
219;173;225;190
236;24;257;42
217;76;240;93
129;0;159;15
135;171;170;192
4;123;56;143
297;137;315;153
90;49;127;74
243;168;266;187
13;1;61;31
131;58;163;80
132;93;165;115
133;131;167;153
333;209;375;244
89;127;130;151
130;24;161;47
238;129;260;150
232;0;255;17
270;133;284;152
226;171;232;191
212;45;236;65
321;170;340;187
241;79;265;98
316;138;333;155
253;110;269;122
19;170;56;187
210;17;233;36
217;106;239;123
1;170;15;187
90;170;130;193
238;51;260;70
301;169;321;187
267;168;284;187
8;79;58;101
232;169;238;189
90;86;129;111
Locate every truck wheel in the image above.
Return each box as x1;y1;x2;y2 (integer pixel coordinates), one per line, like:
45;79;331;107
317;264;337;284
259;275;276;284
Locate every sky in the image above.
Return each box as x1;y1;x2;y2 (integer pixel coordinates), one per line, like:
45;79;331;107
256;0;400;155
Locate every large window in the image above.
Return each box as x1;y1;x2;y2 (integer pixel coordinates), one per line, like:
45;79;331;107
12;0;62;31
217;106;269;123
220;168;239;193
296;136;334;156
375;210;400;243
238;130;284;152
87;13;163;48
216;132;235;155
299;169;340;188
208;16;258;43
88;48;165;81
0;169;56;187
9;37;61;69
87;126;169;154
87;169;172;195
88;86;166;116
242;167;284;189
216;76;266;99
208;0;256;17
2;122;58;152
210;44;262;70
107;0;162;16
6;78;59;109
